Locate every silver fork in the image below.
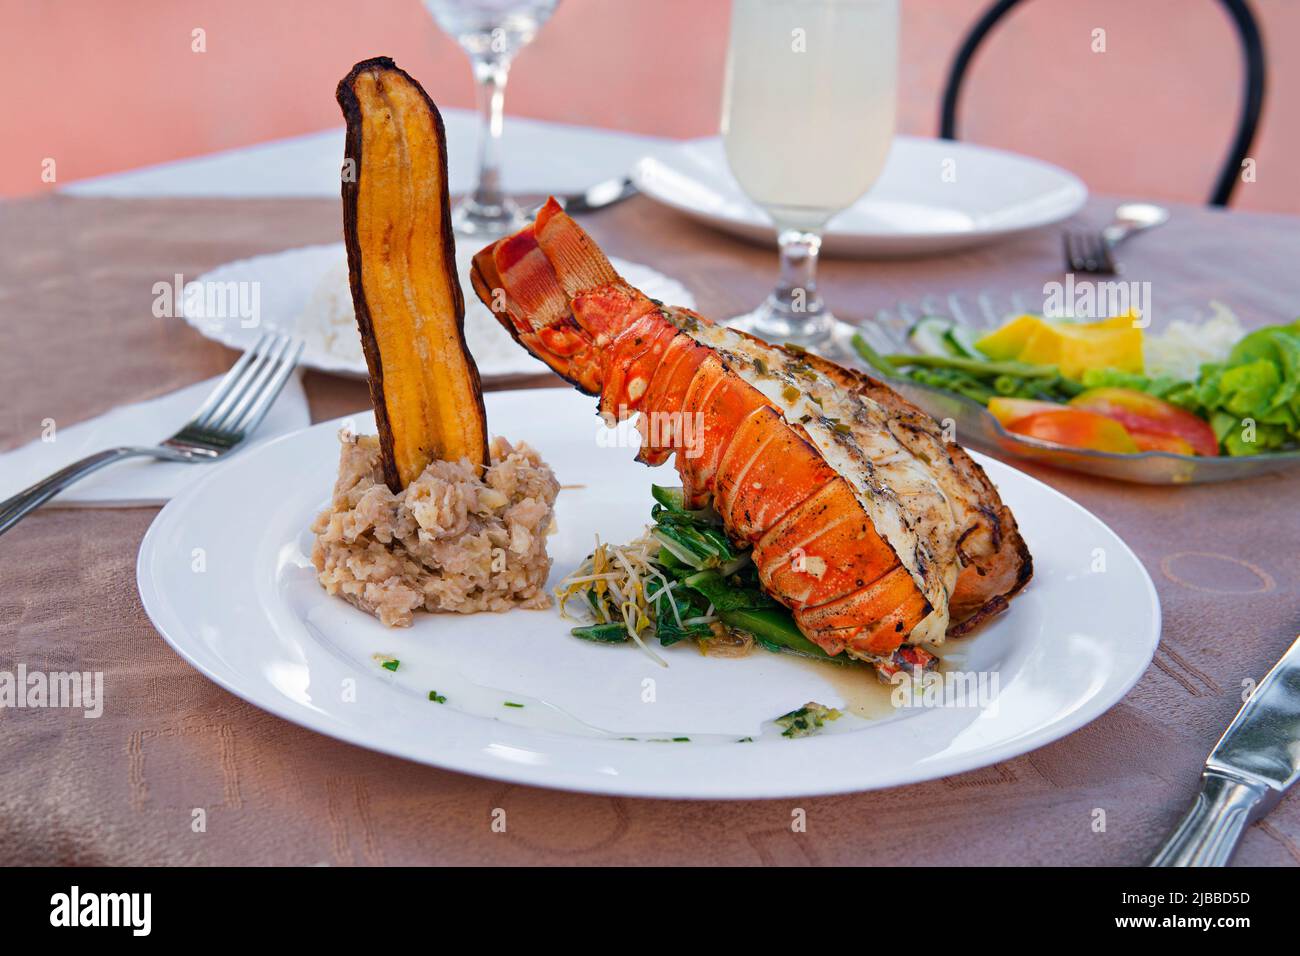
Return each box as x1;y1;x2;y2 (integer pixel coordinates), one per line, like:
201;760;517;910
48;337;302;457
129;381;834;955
1062;202;1170;275
0;332;303;537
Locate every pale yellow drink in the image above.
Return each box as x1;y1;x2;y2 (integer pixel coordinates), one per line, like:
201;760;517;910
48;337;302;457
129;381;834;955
719;0;898;350
722;0;899;233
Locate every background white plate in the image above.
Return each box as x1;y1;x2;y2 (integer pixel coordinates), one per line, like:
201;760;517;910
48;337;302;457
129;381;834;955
177;244;695;380
137;388;1159;798
632;135;1088;258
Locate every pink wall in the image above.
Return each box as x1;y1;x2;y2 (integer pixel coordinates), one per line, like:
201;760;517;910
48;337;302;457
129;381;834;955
5;0;1297;212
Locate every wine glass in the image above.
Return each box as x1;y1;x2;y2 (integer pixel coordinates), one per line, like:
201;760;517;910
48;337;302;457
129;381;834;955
424;0;561;238
720;0;898;354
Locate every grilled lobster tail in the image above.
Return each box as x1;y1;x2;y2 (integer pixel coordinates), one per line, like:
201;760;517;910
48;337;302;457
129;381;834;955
471;199;1031;661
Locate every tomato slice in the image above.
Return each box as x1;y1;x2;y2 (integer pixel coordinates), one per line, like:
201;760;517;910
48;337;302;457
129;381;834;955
1005;409;1140;454
987;397;1064;428
1068;387;1219;456
1130;430;1197;455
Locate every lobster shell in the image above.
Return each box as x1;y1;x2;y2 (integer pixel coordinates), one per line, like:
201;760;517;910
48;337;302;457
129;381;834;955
470;200;1031;661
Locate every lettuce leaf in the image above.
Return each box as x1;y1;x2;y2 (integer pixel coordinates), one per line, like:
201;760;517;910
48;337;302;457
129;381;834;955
1197;322;1300;455
1084;321;1300;456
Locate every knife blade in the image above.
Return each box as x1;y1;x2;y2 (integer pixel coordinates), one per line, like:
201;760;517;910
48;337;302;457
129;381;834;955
1150;633;1300;866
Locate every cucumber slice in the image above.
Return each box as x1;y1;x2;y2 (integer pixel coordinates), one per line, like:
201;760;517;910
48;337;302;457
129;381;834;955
944;324;983;359
906;316;955;357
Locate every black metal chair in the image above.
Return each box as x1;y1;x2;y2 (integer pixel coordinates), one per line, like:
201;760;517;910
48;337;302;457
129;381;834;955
939;0;1266;207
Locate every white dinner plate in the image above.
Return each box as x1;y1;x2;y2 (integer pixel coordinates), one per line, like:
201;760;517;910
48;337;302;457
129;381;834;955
176;244;695;380
137;388;1159;798
632;136;1088;258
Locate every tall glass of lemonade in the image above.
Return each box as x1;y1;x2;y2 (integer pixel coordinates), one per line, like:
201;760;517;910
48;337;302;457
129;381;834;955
721;0;898;352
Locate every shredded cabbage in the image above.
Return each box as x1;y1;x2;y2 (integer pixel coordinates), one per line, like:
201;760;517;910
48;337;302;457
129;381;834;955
1144;302;1244;381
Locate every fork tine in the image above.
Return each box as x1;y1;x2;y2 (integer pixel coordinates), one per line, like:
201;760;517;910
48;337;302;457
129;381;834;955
208;334;293;434
1076;234;1089;271
186;332;274;426
1086;233;1114;274
1066;229;1109;275
194;333;281;430
227;339;304;438
1099;240;1119;275
1081;235;1102;273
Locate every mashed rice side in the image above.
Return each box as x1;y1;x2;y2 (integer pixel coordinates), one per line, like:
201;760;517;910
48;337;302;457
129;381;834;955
311;432;559;627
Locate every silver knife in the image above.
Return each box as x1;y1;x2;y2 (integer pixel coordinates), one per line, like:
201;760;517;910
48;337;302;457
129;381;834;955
1150;633;1300;866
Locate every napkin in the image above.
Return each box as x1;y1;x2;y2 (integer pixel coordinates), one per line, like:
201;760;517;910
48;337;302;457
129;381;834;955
0;372;310;508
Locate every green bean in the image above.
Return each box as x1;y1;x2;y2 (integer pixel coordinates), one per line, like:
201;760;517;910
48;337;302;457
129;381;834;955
850;334;903;377
717;608;860;666
570;622;630;643
884;353;1060;379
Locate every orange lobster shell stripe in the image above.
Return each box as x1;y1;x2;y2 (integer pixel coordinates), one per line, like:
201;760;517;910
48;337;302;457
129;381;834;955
470;198;1030;660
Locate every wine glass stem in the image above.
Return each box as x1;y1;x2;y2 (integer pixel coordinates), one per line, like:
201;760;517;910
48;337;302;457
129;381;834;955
471;57;511;208
770;228;826;324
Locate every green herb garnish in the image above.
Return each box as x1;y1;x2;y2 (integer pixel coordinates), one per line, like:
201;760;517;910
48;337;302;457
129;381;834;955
775;702;842;739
